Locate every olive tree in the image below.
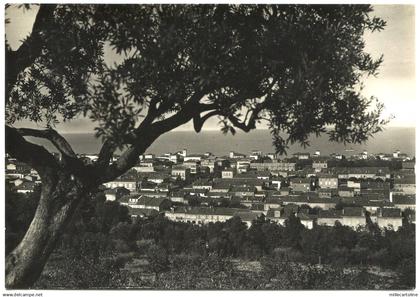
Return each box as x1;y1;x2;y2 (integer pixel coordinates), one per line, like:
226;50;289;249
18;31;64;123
5;4;386;288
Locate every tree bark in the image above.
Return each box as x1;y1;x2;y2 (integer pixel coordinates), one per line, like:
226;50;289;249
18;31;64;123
4;91;210;288
5;170;86;289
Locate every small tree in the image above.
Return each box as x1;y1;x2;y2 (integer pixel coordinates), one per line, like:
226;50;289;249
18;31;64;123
284;213;305;250
146;244;170;280
6;4;386;288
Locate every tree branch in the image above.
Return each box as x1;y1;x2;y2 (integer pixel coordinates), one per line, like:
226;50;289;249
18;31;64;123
6;4;57;101
95;139;116;169
99;91;212;182
17;127;77;159
227;104;265;132
6;126;60;177
14;127;92;181
193;110;220;132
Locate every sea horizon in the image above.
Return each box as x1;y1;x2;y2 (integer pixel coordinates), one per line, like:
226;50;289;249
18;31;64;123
25;126;416;158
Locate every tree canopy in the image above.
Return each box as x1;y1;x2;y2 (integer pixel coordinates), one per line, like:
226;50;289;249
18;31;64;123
7;4;387;156
4;4;388;288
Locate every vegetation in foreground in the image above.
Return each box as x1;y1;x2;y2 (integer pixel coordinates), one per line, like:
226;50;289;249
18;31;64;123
5;4;388;288
6;188;415;290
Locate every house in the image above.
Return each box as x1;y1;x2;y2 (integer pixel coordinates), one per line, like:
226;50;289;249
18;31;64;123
318;174;339;189
293;152;310;160
200;157;229;174
13;178;25;187
299;168;317;178
342;207;366;229
306;197;338;210
145;172;170;184
178;149;188;158
317;188;338;199
128;208;159;219
230;185;255;198
183;160;199;174
373;208;402;230
165;207;255;226
289;177;313;193
393;175;416;195
142;153;155;160
227;178;266;191
171;166;190;180
207;191;232;199
266;208;288;225
210;181;231;193
312;157;330;172
347;180;361;191
264;198;283;211
134;196;172;211
249;150;263;160
266;206;314;229
235;211;262;227
201;157;218;173
317;209;343;226
270;178;284;190
296;212;315;229
23;175;38;182
240;196;263;208
136;191;168;198
192;179;213;190
16;181;36;194
104;179;137;192
169;191;187;204
255;171;271;180
330;153;344;160
391;195;416;211
221;168;235;179
393;150;401;158
236;159;251;173
338;186;355;198
361;180;391;191
328;167;391;180
184;154;204;162
229;151;246;159
355;199;394;214
104;187;130;201
266;153;277;160
138;180;158;192
250;160;296;172
279;187;290;196
155;182;171;192
6;170;24;179
255;191;266;199
118;194;141;206
279;196;337;210
14;161;32;174
182;188;208;198
355;151;369;160
376;153;393;161
402;161;415;171
6;162;17;171
133;161;155;173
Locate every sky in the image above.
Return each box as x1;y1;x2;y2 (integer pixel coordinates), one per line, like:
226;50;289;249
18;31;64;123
5;4;416;133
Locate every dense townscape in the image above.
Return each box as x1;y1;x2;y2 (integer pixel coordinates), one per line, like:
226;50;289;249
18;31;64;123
7;148;415;230
5;148;416;289
5;3;415;290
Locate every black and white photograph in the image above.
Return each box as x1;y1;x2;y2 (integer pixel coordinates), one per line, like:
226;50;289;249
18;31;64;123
3;2;417;292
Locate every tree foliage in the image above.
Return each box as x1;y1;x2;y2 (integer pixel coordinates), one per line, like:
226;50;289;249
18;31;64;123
7;4;387;154
5;4;390;288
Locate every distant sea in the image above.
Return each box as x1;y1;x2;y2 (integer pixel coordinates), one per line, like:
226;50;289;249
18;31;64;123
25;127;415;157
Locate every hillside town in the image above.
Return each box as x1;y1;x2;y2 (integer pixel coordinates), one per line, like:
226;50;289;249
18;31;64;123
6;148;416;231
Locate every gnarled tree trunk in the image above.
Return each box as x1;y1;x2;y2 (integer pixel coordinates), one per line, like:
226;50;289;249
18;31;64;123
5;170;87;288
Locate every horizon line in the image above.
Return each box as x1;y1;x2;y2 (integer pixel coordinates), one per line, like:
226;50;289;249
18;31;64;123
56;125;415;134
